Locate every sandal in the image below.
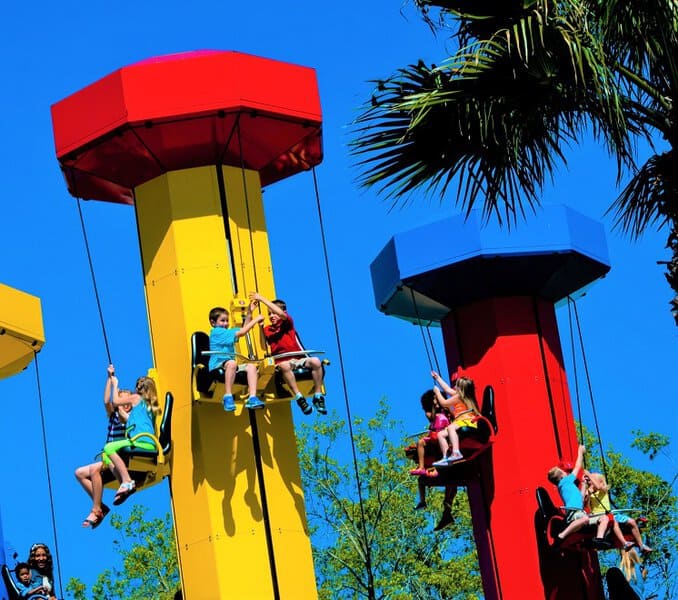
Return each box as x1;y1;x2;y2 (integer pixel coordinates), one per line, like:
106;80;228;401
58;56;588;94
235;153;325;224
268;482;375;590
82;503;109;529
113;481;137;506
409;468;428;476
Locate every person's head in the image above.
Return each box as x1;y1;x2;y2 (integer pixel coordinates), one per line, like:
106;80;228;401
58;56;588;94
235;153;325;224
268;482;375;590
209;307;229;328
269;299;287;325
420;389;435;413
455;376;479;411
116;389;133;413
136;376;161;416
15;562;31;585
28;543;53;575
547;466;566;484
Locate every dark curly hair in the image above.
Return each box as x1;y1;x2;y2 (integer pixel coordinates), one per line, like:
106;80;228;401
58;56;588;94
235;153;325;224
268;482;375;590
28;543;53;580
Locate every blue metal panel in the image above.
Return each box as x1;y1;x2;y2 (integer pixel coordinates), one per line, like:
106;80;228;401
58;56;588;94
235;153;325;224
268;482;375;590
371;205;610;322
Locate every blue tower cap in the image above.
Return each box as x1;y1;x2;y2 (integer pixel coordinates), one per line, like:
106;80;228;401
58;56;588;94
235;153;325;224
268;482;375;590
370;205;610;323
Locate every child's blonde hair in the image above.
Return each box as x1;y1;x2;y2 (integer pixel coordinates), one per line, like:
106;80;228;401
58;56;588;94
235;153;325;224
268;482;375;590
456;377;480;415
619;547;642;582
136;376;161;417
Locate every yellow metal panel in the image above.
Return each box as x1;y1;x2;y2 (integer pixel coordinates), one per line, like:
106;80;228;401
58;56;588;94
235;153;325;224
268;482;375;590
0;283;44;379
134;165;317;600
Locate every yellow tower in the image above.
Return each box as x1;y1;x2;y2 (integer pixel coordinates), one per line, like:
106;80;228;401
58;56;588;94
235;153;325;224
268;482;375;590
51;51;323;599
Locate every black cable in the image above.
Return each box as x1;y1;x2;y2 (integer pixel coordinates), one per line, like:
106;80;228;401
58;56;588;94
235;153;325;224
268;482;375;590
237;117;260;295
76;198;111;363
425;325;442;374
33;352;64;599
409;288;434;371
567;297;584;447
572;298;608;480
311;167;376;600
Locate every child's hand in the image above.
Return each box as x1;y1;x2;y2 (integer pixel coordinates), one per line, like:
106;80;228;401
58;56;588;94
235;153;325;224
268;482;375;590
431;371;440;381
254;314;265;324
107;364;115;377
248;291;262;303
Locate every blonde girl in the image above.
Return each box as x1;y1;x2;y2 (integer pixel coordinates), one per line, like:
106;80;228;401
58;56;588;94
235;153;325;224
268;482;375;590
102;364;161;505
430;371;480;466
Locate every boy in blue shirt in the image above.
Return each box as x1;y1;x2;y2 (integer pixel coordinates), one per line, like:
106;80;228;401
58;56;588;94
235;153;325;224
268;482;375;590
14;562;49;599
547;445;597;545
209;302;264;412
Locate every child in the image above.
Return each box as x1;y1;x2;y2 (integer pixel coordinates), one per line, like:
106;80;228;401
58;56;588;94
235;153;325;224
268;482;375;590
430;371;480;466
585;471;652;553
26;544;56;600
209;303;264;412
248;291;327;416
101;367;161;506
547;445;610;546
14;562;48;599
75;364;132;528
410;389;450;476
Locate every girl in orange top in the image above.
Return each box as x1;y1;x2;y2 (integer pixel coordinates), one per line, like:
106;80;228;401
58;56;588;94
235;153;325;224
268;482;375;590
430;371;480;466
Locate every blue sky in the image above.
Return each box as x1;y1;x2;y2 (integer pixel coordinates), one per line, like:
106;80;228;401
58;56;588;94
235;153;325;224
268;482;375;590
1;1;676;595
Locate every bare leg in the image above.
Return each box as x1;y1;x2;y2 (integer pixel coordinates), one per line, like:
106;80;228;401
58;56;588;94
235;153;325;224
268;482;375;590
596;517;610;539
434;485;457;531
611;520;629;546
224;360;237;395
416;438;427;469
437;429;450;457
279;362;300;396
416;480;427;508
558;515;591;539
109;452;132;484
307;357;324;394
448;423;461;455
75;464;95;498
245;363;258;397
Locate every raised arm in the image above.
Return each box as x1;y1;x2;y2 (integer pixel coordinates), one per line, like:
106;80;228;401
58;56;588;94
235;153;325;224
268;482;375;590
573;445;586;475
249;291;286;319
103;366;115;417
235;313;265;338
431;371;456;397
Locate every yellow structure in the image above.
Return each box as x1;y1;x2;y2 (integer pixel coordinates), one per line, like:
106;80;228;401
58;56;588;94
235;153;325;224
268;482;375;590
0;283;44;379
134;165;317;599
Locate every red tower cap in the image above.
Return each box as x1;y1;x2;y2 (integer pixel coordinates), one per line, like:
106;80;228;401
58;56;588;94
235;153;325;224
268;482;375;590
51;50;323;204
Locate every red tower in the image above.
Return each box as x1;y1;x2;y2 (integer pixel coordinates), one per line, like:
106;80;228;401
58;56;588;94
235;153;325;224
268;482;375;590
371;205;610;599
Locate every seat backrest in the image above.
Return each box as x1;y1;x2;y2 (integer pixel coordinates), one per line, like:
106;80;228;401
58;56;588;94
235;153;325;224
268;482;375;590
158;391;173;455
191;331;214;394
481;385;498;434
536;486;559;520
1;564;20;600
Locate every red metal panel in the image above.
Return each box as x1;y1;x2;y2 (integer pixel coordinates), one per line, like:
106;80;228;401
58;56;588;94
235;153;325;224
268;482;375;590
50;51;323;203
442;297;603;600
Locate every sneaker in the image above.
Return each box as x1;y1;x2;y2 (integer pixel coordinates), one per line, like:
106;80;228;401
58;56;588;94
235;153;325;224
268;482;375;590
223;394;236;412
245;396;265;410
432;457;449;467
312;394;327;415
295;394;313;415
449;451;464;463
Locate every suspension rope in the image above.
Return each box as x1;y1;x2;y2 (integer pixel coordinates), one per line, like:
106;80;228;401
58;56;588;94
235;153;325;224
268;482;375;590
76;199;112;363
408;287;443;375
237;117;260;295
571;297;608;480
425;325;442;374
566;297;584;446
311;167;376;599
33;352;64;599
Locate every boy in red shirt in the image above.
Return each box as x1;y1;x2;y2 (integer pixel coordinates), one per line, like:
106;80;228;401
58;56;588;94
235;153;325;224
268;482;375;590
249;291;327;415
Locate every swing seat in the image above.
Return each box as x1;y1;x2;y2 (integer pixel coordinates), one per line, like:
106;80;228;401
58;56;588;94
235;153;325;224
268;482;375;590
405;385;498;480
536;487;640;552
103;391;173;491
191;331;251;399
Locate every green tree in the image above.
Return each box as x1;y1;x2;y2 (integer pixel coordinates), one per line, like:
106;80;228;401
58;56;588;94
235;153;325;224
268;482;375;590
351;0;678;324
65;506;179;600
296;399;482;600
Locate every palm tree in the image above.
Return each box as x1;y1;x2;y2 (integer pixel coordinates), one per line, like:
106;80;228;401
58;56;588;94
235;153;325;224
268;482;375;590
351;0;678;325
